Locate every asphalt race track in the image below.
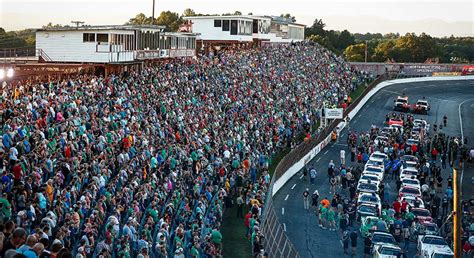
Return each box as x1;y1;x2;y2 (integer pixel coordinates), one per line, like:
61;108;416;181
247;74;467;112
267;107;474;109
272;79;474;258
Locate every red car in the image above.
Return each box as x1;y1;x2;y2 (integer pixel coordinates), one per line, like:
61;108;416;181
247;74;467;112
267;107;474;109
399;186;422;198
411;208;432;223
388;118;404;126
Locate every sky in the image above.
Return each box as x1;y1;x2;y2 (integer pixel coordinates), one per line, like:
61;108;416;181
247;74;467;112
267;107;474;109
0;0;473;36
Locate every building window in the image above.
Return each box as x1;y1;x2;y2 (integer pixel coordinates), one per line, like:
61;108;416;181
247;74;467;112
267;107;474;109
214;20;222;27
97;33;109;43
230;20;238;35
83;33;95;42
222;20;230;31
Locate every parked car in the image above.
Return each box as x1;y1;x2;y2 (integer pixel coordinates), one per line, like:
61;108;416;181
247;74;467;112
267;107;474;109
372;232;398;254
374;244;402;258
417;235;454;258
399;186;422;198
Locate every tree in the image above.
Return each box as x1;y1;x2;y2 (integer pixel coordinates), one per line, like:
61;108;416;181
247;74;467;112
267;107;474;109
156;11;182;31
182;8;196;17
233;11;242;15
42;22;64;29
280;14;296;22
344;43;366;62
126;13;153;25
335;30;355;51
305;18;326;37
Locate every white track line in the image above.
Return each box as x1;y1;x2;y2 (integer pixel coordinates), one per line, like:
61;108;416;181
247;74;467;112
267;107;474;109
291;184;297;189
285;194;289;201
458;98;474;195
324;150;329;155
283;223;287;231
282;208;285;215
316;157;321;162
300;174;304;179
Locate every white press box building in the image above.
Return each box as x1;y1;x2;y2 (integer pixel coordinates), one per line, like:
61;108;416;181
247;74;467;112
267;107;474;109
35;25;197;63
183;15;305;46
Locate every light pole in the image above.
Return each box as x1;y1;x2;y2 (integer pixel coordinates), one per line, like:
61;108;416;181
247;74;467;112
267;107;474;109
152;0;155;24
452;161;462;258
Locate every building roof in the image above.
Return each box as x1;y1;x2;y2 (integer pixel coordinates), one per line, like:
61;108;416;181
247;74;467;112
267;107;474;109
185;15;254;21
37;24;165;32
184;15;305;27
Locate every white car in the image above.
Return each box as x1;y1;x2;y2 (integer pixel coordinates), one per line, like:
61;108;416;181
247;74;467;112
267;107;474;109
413;119;428;128
372;232;398;254
402;160;418;171
401;178;421;189
364;166;385;180
365;160;384;170
360;174;382;187
389;124;403;133
400;168;419;180
374;244;402;258
417;235;454;258
357;192;382;212
403;195;425;209
370;152;388;163
407;138;419;146
357;181;380;194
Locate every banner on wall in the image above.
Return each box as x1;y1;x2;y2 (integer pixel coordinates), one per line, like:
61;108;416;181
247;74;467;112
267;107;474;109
461;66;474;75
325;108;343;119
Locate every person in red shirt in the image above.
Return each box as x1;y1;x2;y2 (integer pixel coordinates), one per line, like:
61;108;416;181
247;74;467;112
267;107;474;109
411;144;417;154
401;199;409;213
12;161;23;183
244;211;252;239
393;200;401;214
431;148;438;161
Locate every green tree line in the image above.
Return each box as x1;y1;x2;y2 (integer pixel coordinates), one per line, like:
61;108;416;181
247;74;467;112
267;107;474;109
305;18;473;63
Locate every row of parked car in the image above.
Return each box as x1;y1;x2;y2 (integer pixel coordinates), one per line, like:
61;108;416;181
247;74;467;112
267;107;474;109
353;112;454;257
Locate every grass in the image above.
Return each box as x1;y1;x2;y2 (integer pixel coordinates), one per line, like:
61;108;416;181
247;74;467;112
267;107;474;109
349;83;368;101
221;205;250;258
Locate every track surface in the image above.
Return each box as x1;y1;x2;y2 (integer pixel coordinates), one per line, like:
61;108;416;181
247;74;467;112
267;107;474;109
272;79;474;258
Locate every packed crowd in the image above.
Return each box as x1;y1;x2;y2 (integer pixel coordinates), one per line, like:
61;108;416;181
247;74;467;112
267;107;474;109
309;111;473;257
0;41;372;258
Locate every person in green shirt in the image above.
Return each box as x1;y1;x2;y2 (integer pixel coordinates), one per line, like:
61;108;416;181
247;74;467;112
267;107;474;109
211;228;222;249
0;195;12;220
319;204;328;229
327;208;336;231
190;242;200;258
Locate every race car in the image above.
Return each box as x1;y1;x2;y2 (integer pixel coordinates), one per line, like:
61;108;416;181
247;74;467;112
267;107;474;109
357;203;380;221
388;118;404;126
371;231;398;254
360;216;387;238
374;244;402;258
413;99;430;115
411;208;433;223
399;186;422;198
394;96;410;112
357;192;382;212
417;235;454;258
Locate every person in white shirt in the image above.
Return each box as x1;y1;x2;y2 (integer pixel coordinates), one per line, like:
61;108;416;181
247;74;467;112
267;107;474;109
340;149;346;165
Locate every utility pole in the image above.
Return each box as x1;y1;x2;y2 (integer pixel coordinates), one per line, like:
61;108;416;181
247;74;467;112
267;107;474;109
71;21;84;28
452;161;462;258
151;0;156;24
365;40;368;63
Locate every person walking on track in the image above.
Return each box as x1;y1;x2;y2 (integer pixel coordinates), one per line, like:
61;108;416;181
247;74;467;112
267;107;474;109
303;188;310;211
340;149;346;165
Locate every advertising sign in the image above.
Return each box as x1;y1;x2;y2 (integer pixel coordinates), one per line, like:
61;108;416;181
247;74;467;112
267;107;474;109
325;108;343;119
